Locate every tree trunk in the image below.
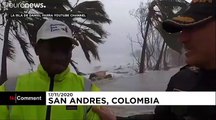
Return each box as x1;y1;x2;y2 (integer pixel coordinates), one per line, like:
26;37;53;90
0;19;11;85
139;12;151;73
154;41;165;70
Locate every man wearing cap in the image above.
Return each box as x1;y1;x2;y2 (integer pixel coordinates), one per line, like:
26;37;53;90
92;0;216;120
154;0;216;120
9;19;115;120
114;1;215;120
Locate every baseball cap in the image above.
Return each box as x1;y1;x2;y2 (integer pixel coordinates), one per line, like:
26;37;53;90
36;19;79;46
163;0;216;33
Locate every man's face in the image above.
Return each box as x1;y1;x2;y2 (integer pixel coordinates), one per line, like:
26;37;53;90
180;20;216;69
35;37;74;75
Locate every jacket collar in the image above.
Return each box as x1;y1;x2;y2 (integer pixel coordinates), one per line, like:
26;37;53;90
37;65;70;82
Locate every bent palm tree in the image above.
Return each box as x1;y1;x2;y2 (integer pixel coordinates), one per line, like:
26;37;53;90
0;0;36;84
0;0;111;85
139;0;188;72
150;0;189;53
34;0;111;62
151;0;188;70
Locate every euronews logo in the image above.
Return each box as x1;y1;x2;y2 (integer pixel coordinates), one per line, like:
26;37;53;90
5;1;46;9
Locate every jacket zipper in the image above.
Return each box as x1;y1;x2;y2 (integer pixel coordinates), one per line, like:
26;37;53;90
46;77;54;120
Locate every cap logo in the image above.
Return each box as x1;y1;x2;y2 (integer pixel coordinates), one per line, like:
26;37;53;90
192;0;212;3
173;16;195;23
50;23;68;33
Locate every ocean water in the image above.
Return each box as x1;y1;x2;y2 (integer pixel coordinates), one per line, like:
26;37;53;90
93;68;179;117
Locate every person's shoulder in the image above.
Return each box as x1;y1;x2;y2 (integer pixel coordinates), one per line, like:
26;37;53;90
179;65;199;73
67;72;101;91
17;71;37;81
67;71;85;81
169;65;200;91
172;65;199;79
67;72;87;84
14;71;37;90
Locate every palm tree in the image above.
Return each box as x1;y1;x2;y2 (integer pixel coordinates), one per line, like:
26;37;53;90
0;0;36;85
150;0;189;53
139;0;188;72
151;0;189;70
0;0;111;85
34;0;111;62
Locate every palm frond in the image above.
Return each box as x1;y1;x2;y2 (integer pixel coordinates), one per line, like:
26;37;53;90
156;0;189;19
149;0;188;53
33;0;72;14
1;0;110;64
6;36;16;61
73;1;106;15
19;18;45;45
77;34;100;62
83;30;104;44
77;22;107;38
73;1;111;24
14;30;35;66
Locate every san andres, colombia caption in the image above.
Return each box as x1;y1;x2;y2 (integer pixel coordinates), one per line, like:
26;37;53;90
48;97;159;105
